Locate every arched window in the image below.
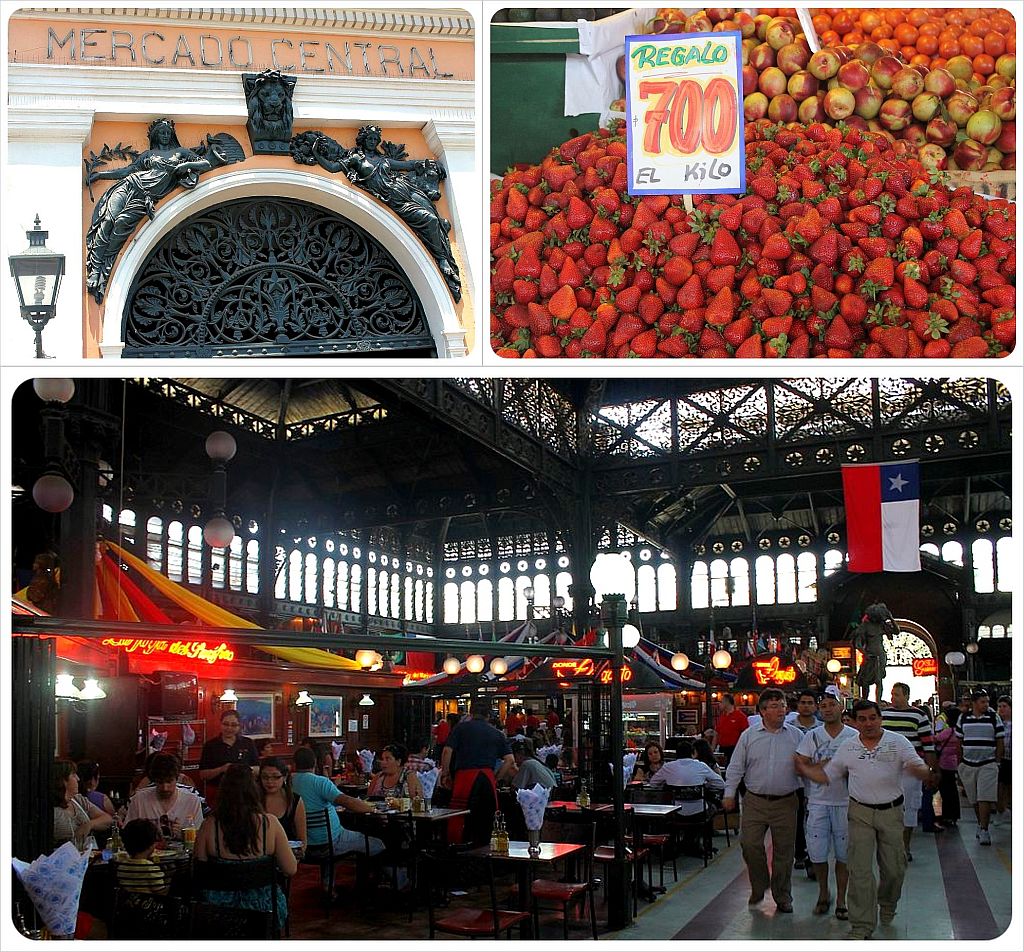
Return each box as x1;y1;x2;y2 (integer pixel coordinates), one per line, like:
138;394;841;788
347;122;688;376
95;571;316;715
304;553;318;604
274;547;287;599
323;557;336;607
119;508;136;528
228;536;243;591
211;544;227;590
377;570;389;616
729;558;750;607
691;561;709;609
637;565;657;612
146;516;164;572
425;580;434;623
443;582;459;623
367;568;378;615
972;538;994;593
797;552;817;603
477;579;494;622
336;561;349;610
187;526;204;585
515;576;533;619
823;548;844;576
996;537;1014;593
776;554;797;603
710;559;730;607
390;573;400;617
167;521;185;581
246;539;260;594
920;542;940;558
460;580;476;623
657;563;677;610
532;574;551;608
286;549;302;601
555;572;574;611
755;556;776;604
415;578;425;621
941;540;964;567
498;577;515;621
350;563;362;613
404;576;414;620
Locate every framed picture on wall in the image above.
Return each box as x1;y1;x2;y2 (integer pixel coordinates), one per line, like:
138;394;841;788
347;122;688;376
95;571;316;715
235;693;275;738
675;708;698;727
309;696;343;737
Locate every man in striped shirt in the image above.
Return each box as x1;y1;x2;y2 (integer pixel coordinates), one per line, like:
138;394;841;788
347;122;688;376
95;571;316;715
955;690;1005;845
880;683;936;862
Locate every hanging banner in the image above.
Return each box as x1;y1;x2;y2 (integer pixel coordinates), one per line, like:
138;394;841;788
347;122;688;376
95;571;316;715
625;31;745;195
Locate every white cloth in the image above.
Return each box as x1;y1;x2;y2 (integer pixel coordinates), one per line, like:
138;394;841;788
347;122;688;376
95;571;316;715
126;785;203;828
419;767;440;801
653;759;725;815
12;842;92;936
825;730;924;804
358;749;375;774
797;725;859;806
516;784;551;831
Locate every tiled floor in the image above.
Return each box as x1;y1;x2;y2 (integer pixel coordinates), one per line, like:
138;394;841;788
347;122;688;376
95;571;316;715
287;810;1013;945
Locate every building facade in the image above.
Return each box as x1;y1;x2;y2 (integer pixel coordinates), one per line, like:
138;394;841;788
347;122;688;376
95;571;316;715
5;6;476;359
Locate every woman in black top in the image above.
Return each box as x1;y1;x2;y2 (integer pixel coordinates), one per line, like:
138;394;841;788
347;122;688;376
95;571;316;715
258;757;306;846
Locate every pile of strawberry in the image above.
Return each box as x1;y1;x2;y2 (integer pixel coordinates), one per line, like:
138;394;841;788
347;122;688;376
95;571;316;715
490;120;1015;358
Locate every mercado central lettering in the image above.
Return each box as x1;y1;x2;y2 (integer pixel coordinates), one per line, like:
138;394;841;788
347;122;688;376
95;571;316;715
42;26;455;78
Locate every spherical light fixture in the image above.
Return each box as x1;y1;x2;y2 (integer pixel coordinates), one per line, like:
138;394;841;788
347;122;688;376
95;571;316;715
443;656;461;676
55;673;80;698
826;659;842;674
79;678;106;700
205;430;237;463
965;641;979;655
489;657;509;676
944;651;966;666
203;515;235;548
356;649;377;669
466;654;485;674
32;473;74;513
523;586;535;601
552;595;566;610
589;553;635;602
712;649;733;670
33;378;75;404
670;652;690;672
621;624;641;649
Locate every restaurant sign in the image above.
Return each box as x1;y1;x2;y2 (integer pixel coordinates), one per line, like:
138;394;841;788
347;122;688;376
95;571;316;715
751;655;798;686
911;657;938;677
102;637;234;665
551;658;633;684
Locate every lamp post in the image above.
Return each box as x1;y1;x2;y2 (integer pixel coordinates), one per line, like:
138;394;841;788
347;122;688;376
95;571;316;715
965;640;979;684
9;215;66;359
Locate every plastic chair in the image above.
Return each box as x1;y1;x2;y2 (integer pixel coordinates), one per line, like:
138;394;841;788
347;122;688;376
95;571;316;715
419;849;531;940
192;855;279;939
530;815;598;940
299;807;372;908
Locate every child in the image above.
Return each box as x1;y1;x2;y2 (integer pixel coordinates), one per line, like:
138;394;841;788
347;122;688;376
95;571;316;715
115;819;167;894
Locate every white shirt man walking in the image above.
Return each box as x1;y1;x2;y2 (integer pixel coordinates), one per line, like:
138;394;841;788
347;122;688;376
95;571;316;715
723;688;805;914
794;686;858;920
797;698;931;941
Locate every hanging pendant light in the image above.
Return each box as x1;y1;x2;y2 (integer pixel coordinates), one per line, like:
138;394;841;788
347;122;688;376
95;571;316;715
219;687;238;703
489;657;508;676
295;690;313;706
358;693;375;706
466;655;485;673
79;678;106;700
55;673;80;698
443;656;461;676
670;652;690;672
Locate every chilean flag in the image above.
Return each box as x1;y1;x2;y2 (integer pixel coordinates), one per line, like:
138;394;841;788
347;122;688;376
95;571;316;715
842;461;921;573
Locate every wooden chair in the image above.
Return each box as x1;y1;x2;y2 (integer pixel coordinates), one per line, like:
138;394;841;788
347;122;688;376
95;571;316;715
191;855;280;939
108;888;189;939
665;785;716;867
530;815;598;940
299;807;371;908
419;849;531;940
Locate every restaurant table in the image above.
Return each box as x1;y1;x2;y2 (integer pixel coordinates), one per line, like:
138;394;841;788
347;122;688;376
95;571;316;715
464;841;587;912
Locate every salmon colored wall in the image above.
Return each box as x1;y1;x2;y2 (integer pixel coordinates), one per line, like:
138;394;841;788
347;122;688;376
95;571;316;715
81;119;469;355
9;16;474;80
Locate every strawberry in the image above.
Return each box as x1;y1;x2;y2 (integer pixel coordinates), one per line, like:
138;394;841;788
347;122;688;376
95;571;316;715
676;274;705;310
558;133;592;162
762;316;793;337
724;315;755;347
628;329;658;358
950;337;989;359
809;230;840;269
902;277;929;310
512;279;538;304
565;196;594;231
580;320;607;355
762;287;793;317
823;316;854;350
492;256;515;293
638;293;665;325
610;314;645;348
734;334;764;358
547;285;577;321
506;186;529;223
705;266;736;294
871;325;908;359
761;232;792;261
710;228;742;266
514;246;542;279
533;334;562;358
863;258;894;287
615;285;641;314
959;228;983;260
705;287;734;327
923;339;951;358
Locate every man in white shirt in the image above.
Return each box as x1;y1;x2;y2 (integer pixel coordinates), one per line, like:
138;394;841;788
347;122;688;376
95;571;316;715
797;699;931;941
723;688;805;914
126;753;203;840
795;687;858;920
653;739;725;814
786;690;821;874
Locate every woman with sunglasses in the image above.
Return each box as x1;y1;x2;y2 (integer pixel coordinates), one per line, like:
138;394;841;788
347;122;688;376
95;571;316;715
258;757;306;849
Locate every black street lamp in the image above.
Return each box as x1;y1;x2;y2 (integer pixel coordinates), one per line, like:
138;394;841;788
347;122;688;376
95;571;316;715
8;215;66;359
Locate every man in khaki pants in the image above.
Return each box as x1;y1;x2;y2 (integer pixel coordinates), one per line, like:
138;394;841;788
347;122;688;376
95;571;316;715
797;699;932;941
723;688;804;914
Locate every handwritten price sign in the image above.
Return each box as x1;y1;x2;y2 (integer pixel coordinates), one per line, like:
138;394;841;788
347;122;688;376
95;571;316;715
625;31;745;195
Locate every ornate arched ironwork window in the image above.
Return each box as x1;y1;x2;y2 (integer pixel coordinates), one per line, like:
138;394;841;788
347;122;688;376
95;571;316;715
122;197;435;357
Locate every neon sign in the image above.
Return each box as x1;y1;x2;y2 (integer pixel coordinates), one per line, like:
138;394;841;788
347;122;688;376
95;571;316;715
102;638;234;665
912;657;938;677
831;646;852;660
551;659;596;678
752;656;797;686
599;666;633;684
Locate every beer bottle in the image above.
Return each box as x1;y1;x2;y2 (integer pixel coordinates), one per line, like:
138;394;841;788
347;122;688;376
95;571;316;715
490;812;502;853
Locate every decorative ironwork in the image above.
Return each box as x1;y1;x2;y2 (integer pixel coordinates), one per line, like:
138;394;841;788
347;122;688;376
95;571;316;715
290;126;461;301
243;69;297;155
84;118;245;302
123;198;433;357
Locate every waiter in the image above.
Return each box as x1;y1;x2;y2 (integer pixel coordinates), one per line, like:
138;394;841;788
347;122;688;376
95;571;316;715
440;697;514;844
723;688;804;914
797;698;931;941
198;708;258;805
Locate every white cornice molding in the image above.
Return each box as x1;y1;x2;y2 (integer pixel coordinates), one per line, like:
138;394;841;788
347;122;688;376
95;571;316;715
7;105;95;142
12;8;475;38
7;64;473;130
423;118;474;154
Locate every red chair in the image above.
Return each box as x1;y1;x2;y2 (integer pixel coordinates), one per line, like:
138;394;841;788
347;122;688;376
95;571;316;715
530;816;598;940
